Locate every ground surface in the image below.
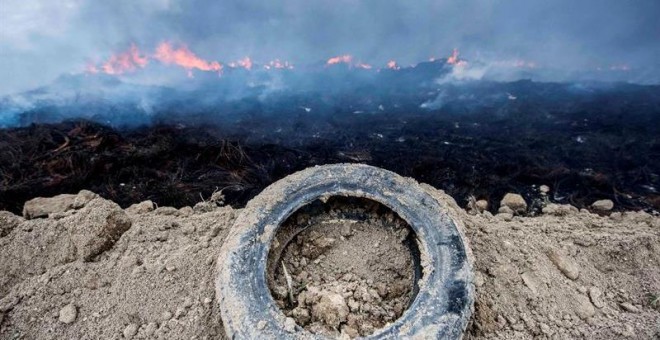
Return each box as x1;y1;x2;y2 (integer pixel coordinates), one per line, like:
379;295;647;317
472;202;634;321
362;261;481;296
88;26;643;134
0;185;659;339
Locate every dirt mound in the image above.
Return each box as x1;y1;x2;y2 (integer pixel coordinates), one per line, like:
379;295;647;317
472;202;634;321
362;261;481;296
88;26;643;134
1;186;659;339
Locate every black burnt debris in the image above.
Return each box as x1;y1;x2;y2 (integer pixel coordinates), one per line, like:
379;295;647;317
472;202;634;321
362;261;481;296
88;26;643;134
1;80;658;215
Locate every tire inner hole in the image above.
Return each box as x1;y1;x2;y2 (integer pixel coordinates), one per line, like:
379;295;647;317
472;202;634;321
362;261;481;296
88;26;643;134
267;196;421;338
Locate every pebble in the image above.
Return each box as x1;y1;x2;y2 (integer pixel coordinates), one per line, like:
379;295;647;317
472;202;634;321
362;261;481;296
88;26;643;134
500;193;528;214
591;199;614;211
547;248;580;280
284;317;297;333
160;311;173;321
619;302;639;313
574;295;595;319
521;271;540;295
475;200;489;212
540;185;550;194
123;323;139;339
144;322;158;336
588;287;605;308
257;320;267;330
58;303;77;324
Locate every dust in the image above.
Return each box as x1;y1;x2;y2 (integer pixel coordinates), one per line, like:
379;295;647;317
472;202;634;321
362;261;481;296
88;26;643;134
0;185;658;339
267;197;415;338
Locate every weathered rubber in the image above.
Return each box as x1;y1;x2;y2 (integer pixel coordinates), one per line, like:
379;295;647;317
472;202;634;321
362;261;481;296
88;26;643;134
216;164;474;339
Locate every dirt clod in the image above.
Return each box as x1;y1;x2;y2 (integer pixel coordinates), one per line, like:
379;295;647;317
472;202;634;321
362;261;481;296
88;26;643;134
58;304;77;324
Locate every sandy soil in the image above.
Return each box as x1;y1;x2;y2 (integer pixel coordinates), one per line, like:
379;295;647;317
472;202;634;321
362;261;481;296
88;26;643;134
267;198;415;338
0;186;659;339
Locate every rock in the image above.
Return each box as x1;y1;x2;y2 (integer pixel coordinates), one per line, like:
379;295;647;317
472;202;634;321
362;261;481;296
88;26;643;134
496;212;513;222
68;198;132;261
125;200;154;214
542;204;578;216
311;291;349;328
619;302;639;313
342;325;359;338
154;207;179;216
475;200;489;212
58;303;77;324
123;323;139;339
497;205;514;214
500;193;527;214
574;295;595;320
539;185;550;194
0;211;23;237
521;271;540;295
547;248;579;280
588;287;605;308
143;323;157;336
73;190;98;209
179;206;194;216
23;194;77;219
591;199;614;212
160;311;173;321
283;317;297;333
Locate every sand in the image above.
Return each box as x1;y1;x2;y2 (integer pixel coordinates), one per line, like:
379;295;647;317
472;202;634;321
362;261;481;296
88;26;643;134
0;186;659;339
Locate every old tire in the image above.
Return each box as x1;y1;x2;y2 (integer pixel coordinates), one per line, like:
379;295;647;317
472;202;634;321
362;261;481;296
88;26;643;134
216;164;474;339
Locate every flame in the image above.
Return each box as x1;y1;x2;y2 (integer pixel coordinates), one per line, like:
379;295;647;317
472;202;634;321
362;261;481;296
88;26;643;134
446;48;460;65
235;57;253;70
154;42;222;76
326;55;353;65
387;60;400;70
100;44;149;75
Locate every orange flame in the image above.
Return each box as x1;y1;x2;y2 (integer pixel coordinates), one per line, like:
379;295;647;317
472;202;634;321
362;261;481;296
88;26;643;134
446;48;460;65
100;44;149;75
387;60;400;70
154;42;222;76
233;57;252;70
326;55;353;65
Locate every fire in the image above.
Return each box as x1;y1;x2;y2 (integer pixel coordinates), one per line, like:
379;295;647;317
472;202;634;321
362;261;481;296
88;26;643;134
154;42;222;76
237;57;253;70
326;55;353;65
100;44;149;75
387;60;400;70
446;48;460;65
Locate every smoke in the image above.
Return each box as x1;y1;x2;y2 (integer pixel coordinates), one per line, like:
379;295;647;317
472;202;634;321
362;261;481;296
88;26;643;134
1;0;659;96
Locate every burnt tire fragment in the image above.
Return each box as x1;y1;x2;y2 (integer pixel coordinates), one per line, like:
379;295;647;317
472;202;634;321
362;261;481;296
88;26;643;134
216;163;474;339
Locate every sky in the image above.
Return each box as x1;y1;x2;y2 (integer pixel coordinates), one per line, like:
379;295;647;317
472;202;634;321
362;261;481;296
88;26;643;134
1;0;659;95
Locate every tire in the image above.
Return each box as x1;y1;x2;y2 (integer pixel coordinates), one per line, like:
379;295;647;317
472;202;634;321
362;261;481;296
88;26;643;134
216;164;474;339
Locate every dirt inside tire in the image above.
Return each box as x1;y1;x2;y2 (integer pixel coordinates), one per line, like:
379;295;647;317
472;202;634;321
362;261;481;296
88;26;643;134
267;197;418;338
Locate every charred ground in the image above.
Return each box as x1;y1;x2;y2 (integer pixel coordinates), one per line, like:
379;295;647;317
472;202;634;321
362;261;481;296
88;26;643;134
1;80;659;214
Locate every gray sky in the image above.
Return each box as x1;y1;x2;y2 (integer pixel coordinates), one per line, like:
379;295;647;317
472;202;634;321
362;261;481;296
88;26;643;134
1;0;659;94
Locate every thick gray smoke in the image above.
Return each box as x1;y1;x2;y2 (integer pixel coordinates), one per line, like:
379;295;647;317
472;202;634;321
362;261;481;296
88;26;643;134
1;0;659;95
